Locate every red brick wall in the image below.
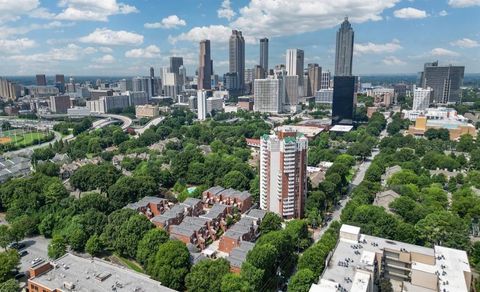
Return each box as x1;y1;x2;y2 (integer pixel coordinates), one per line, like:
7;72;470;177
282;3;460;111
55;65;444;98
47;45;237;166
219;236;240;253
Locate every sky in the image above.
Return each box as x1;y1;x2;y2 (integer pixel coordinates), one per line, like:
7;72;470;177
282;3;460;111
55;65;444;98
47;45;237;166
0;0;479;77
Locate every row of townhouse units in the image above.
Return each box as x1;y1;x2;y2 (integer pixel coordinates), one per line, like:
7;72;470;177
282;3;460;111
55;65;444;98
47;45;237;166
219;209;267;254
202;186;253;213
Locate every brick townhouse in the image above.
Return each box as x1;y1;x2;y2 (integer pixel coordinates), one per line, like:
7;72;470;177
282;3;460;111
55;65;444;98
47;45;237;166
124;196;169;219
203;186;253;213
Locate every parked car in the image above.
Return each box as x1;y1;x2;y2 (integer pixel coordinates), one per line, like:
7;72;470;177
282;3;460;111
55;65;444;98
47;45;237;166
8;242;25;250
18;250;28;257
14;272;26;280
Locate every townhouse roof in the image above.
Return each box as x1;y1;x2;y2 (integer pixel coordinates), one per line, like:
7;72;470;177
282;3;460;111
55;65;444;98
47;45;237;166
124;196;167;210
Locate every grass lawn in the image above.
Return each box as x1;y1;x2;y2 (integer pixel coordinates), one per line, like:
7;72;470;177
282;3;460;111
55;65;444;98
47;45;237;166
112;254;144;273
0;129;48;146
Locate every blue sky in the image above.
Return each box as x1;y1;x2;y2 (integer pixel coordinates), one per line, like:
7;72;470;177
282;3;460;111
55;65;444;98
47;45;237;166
0;0;479;76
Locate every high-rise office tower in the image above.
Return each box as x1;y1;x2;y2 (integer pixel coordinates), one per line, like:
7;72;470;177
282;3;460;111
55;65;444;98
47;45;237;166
55;74;65;85
332;76;355;124
284;75;300;105
260;130;308;219
198;40;212;90
197;90;208;120
55;74;65;93
132;77;153;98
335;17;354;77
286;49;305;85
169;57;184;75
321;71;331;89
260;38;269;78
412;85;433;111
307;64;322;96
36;74;47;86
229;30;245;92
149;67;156;96
420;61;465;103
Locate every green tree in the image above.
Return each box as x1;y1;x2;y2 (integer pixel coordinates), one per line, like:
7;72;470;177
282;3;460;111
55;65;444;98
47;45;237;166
222;170;250;190
85;234;104;256
108;176;157;208
114;214;153;258
48;234;66;259
415;211;469;249
288;269;316;292
0;225;12;250
0;250;19;282
221;273;251;292
36;162;60;177
185;259;230;292
147;240;191;291
0;279;18;292
136;228;169;266
285;220;311;251
44;181;69;204
259;212;282;234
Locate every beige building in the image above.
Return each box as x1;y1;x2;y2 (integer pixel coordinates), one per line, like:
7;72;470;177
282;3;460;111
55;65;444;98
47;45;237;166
310;224;472;292
136;104;160;118
408;116;476;140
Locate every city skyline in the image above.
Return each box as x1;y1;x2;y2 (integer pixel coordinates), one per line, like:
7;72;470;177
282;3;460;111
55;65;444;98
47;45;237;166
0;0;479;76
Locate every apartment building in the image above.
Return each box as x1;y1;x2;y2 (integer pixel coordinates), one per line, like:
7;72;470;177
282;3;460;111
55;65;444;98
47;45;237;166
27;253;174;292
124;196;169;219
260;130;308;219
311;224;472;292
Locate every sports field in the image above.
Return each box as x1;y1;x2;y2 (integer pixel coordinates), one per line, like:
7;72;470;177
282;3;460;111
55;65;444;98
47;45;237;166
0;129;48;146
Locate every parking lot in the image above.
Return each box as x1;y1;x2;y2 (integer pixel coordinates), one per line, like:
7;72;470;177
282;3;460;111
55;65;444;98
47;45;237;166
18;236;51;273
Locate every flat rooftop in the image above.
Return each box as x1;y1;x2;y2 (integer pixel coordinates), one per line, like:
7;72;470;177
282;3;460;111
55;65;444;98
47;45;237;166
30;253;175;292
320;225;470;292
330;125;354;132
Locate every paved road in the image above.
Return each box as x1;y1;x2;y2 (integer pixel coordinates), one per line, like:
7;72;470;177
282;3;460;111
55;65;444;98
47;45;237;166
135;116;165;135
312;129;385;242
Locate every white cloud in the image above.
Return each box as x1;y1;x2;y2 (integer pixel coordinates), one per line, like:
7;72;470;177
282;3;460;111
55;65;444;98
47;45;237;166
83;47;97;54
169;25;234;44
144;15;186;29
125;45;161;58
393;7;428;19
0;0;40;23
171;0;399;42
79;28;143;45
217;0;236;21
439;10;448;16
0;21;74;38
355;39;402;55
430;48;459;57
448;0;480;8
54;0;138;21
96;54;115;64
8;43;86;62
383;56;406;65
0;38;36;53
450;38;479;48
99;47;113;53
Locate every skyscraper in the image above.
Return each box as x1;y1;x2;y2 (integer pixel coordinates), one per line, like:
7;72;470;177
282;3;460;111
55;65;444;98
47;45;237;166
321;71;331;89
420;61;465;103
36;74;47;86
260;38;269;78
332;76;355;124
335;17;354;77
229;30;245;93
260;130;308;219
285;49;305;85
55;74;65;85
198;40;212;90
253;78;284;114
307;64;322;96
169;57;184;75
